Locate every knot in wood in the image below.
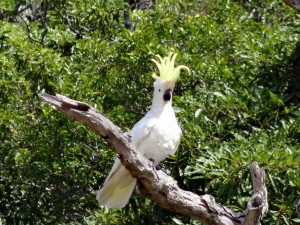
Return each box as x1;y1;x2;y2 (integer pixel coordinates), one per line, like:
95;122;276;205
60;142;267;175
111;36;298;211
252;196;262;208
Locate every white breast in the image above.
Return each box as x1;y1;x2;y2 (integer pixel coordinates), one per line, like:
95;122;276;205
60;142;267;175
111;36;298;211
131;106;181;165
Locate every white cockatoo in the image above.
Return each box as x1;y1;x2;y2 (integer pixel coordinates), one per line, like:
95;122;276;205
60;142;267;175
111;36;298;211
96;53;190;208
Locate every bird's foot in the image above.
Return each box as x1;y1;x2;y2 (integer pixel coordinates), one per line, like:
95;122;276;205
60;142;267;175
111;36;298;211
148;158;160;179
149;158;155;164
155;165;170;175
124;132;132;142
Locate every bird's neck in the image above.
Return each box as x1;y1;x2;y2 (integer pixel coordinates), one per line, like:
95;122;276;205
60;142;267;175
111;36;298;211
150;101;173;114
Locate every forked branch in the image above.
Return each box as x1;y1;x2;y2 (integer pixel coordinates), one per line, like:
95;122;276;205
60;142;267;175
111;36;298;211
39;93;268;225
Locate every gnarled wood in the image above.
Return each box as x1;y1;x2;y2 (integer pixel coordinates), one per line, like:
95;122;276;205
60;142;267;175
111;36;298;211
39;93;268;225
243;162;268;225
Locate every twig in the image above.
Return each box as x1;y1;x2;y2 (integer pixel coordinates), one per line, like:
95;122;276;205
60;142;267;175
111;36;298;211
19;15;42;45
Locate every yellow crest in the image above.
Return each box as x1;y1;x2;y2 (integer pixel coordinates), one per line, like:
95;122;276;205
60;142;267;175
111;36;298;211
151;53;190;81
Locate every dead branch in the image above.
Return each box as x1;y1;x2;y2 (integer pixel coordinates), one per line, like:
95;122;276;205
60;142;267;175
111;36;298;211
39;93;268;225
243;162;268;225
283;0;300;12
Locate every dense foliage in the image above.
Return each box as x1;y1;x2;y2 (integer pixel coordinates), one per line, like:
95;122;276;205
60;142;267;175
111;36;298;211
0;0;300;224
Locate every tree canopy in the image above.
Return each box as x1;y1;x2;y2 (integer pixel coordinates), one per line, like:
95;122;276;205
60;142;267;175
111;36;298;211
0;0;300;224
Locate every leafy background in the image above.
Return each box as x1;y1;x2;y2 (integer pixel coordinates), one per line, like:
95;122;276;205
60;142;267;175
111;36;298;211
0;0;300;224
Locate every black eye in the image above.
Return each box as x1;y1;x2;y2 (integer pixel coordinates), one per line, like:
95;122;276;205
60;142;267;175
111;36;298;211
159;89;161;92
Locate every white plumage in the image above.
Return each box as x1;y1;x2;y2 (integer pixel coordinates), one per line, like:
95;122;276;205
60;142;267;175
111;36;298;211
96;53;189;208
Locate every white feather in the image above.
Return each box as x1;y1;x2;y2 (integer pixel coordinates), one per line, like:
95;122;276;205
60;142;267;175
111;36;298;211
96;79;181;208
96;158;136;208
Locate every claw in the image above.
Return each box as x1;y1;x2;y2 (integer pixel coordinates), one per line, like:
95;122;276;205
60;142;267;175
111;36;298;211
124;132;133;142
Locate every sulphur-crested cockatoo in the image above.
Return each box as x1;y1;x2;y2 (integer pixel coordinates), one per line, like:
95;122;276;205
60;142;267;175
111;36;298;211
96;53;190;208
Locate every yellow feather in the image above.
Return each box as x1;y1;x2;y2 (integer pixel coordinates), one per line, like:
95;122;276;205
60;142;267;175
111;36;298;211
151;53;190;81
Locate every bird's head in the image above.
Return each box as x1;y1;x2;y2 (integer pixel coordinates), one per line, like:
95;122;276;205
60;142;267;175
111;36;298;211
151;53;190;106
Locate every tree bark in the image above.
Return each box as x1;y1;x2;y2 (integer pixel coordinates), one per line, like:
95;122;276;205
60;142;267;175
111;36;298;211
283;0;300;12
39;93;268;225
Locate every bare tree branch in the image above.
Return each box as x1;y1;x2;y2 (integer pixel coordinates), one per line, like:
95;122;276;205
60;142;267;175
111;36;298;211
53;5;99;39
19;15;43;45
18;0;49;46
283;0;300;12
243;162;268;225
40;0;49;46
39;93;268;225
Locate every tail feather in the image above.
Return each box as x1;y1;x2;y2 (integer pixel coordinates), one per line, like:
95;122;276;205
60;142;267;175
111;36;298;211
96;158;137;208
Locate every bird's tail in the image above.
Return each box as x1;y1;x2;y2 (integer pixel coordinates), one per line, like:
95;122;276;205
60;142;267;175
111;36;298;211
96;158;137;208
